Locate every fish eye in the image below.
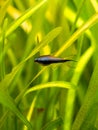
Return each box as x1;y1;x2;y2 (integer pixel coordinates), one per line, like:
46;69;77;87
34;58;38;62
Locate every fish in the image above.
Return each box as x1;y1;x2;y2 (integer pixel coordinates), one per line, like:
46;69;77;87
34;55;76;66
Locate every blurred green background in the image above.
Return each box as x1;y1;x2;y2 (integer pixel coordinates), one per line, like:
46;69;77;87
0;0;98;130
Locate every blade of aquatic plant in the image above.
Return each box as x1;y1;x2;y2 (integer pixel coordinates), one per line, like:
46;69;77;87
7;5;32;33
41;117;63;130
63;25;96;130
0;111;8;129
0;0;47;41
24;81;75;96
0;18;8;80
0;0;10;25
65;6;83;27
72;53;98;130
71;0;86;34
55;13;98;56
76;34;84;60
0;63;23;90
90;0;98;12
0;89;32;130
79;103;98;130
63;45;95;130
23;92;39;130
13;0;25;11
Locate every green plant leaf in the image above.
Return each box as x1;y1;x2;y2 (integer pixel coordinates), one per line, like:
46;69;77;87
0;0;10;25
0;88;32;129
72;55;98;130
24;81;75;96
41;117;63;130
80;103;98;130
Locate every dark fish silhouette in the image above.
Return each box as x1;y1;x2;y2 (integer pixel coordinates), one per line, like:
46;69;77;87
34;55;76;66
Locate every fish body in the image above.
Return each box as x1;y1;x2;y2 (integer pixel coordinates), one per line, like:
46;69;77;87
34;55;75;65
